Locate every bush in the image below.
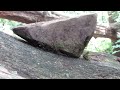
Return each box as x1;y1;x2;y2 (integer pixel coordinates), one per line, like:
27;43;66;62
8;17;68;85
86;37;113;54
0;18;23;29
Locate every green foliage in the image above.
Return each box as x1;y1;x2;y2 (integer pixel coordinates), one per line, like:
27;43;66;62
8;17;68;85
0;18;7;24
114;11;120;22
112;50;120;54
0;18;23;29
86;38;113;54
108;11;120;23
108;11;120;55
113;44;120;49
111;11;119;21
113;36;120;55
115;39;120;44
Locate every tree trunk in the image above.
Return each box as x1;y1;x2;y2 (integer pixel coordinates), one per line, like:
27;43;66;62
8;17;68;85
108;11;119;43
108;11;120;57
0;11;67;24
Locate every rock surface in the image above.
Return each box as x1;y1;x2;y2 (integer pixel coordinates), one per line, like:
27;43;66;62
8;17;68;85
1;31;120;79
13;14;97;58
0;64;24;79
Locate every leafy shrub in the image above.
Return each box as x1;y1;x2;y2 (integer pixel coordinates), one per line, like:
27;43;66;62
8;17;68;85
85;37;113;54
0;18;23;29
112;37;120;55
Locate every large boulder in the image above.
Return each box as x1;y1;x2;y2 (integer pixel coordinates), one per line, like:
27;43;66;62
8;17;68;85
13;14;97;58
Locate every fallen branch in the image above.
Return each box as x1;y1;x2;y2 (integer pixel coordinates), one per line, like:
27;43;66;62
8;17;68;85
0;11;66;24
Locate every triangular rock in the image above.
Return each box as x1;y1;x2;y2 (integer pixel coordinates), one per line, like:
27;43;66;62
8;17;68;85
13;14;97;58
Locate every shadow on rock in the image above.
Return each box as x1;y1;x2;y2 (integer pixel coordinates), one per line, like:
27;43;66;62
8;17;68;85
14;37;79;59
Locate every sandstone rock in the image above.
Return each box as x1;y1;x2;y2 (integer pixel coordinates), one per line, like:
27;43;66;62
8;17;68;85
1;31;120;79
0;65;24;79
13;14;97;58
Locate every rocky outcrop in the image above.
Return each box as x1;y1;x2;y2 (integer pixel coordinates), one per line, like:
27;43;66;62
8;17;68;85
1;31;120;79
0;65;24;79
12;14;97;58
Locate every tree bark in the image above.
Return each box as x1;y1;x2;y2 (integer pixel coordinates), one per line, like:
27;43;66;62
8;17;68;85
107;11;120;43
94;24;120;40
108;11;120;57
0;11;67;24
